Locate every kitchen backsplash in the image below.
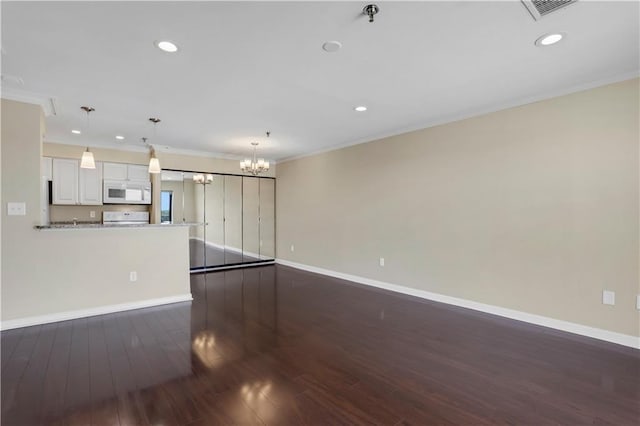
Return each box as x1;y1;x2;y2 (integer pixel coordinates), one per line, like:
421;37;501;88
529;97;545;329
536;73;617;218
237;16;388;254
49;205;150;223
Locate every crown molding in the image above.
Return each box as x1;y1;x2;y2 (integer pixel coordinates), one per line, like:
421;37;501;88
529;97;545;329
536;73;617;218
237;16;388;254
278;70;640;164
1;87;57;116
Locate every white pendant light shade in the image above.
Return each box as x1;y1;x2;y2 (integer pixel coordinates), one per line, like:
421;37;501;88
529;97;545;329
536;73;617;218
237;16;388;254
148;146;161;174
149;157;161;174
148;157;161;174
80;147;96;169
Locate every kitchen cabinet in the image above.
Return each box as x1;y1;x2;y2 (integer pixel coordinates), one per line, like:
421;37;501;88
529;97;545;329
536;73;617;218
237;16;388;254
52;158;79;205
103;162;128;180
79;162;103;205
127;165;150;181
103;162;149;182
52;158;103;205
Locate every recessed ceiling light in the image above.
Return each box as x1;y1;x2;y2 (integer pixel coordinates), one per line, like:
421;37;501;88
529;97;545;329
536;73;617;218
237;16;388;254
71;129;81;134
155;40;179;53
322;41;342;53
115;135;125;140
535;33;565;47
354;106;367;112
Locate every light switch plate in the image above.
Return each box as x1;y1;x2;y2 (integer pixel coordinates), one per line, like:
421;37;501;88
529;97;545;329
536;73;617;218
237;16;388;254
379;257;385;267
636;295;640;310
602;290;615;306
7;202;26;216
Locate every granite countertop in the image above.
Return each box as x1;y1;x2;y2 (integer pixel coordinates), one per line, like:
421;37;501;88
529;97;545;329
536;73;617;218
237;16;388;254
35;222;202;230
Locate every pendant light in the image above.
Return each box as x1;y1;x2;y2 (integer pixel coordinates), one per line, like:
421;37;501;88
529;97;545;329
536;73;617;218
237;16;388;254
148;118;161;174
141;137;161;174
79;106;96;169
148;147;161;174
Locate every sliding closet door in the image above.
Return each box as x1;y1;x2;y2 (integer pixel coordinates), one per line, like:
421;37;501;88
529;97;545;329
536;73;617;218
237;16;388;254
204;174;225;267
224;175;243;264
183;172;206;269
242;177;260;262
259;178;275;260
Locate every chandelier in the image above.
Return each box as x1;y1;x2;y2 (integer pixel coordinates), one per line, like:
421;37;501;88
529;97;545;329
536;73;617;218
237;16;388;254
240;132;270;175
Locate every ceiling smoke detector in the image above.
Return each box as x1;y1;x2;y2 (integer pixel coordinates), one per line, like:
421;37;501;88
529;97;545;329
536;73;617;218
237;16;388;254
363;4;379;23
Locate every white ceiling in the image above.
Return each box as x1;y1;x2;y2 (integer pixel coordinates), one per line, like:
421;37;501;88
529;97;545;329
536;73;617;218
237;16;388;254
2;1;638;161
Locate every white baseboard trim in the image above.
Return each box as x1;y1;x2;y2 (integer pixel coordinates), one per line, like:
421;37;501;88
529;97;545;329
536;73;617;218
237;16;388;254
0;294;193;331
276;259;640;350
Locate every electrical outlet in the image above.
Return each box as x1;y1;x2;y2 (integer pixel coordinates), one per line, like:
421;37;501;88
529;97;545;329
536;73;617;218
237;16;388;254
379;257;385;267
290;245;295;252
602;290;615;306
90;211;96;218
7;202;26;216
129;271;137;282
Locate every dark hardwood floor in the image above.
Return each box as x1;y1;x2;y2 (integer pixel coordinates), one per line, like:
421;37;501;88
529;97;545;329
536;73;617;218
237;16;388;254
2;264;639;425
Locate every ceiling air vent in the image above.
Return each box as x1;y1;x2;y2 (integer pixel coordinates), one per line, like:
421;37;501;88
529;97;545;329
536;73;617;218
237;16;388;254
522;0;578;21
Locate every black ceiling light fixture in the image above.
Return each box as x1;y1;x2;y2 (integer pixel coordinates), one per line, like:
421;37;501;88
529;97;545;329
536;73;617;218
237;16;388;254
363;4;379;23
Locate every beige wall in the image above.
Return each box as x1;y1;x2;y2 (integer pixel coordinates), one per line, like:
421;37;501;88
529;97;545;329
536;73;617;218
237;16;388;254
276;78;640;337
1;99;190;323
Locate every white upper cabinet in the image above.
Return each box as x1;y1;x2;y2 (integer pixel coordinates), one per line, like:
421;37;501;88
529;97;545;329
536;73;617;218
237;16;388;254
52;158;104;205
127;164;150;181
52;158;79;205
79;162;103;205
103;162;128;180
103;162;149;181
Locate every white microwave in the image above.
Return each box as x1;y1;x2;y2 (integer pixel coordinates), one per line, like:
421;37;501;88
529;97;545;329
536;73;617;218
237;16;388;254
103;180;151;204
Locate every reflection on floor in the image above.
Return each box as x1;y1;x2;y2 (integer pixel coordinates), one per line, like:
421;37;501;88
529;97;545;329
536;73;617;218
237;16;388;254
189;238;261;268
1;265;639;425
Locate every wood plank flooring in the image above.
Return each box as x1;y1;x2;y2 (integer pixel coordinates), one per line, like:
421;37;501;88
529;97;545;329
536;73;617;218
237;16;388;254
2;264;639;425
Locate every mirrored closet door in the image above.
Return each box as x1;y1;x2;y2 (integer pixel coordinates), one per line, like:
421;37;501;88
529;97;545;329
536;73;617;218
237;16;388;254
161;170;275;271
